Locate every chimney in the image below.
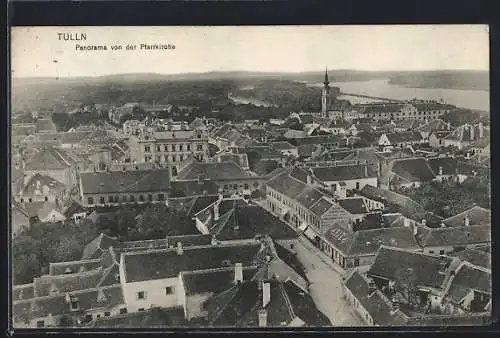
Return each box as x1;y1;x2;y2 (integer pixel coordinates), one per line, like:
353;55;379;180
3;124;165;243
262;281;271;308
464;216;470;227
35;180;41;195
214;202;220;221
43;185;50;196
403;218;411;228
438;166;443;176
368;280;376;296
65;292;71;304
234;263;243;284
447;122;451;130
479;122;484;138
364;164;368;177
440;222;446;228
176;242;184;255
390;296;400;313
211;235;218;246
258;309;268;328
470;124;475;141
421;219;427;227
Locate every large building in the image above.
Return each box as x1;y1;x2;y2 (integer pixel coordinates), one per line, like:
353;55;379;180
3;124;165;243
128;129;209;166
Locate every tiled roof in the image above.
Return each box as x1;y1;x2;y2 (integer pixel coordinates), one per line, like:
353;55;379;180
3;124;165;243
393;119;423;130
343;270;407;326
453;248;491;270
166;234;213;247
266;170;308;200
368;246;456;290
447;263;491;304
22;173;67;196
13;284;34;301
444;124;486;143
33;269;105;297
291;135;343;146
427;157;458;176
182;266;259;296
36;202;64;221
415;119;451;133
218;153;250;169
24;148;72;171
91;307;186;328
49;259;102;276
82;233;121;260
297;144;318;158
14;294;70;324
170;180;219;198
283;280;331;326
283;129;307;139
323;225;420;257
295;188;326;209
211;124;233;138
443;206;491;228
357;103;404;113
418;225;491;248
211;205;298;241
384;131;423;144
80;169;171;195
62;201;87;218
391;158;436;183
412;102;454;111
176;161;248;180
36;118;57;132
289;166;309;184
312;164;376;182
251;159;281;176
308;198;335;217
338;198;369;215
404;313;491;326
271;141;296;150
122;242;262;283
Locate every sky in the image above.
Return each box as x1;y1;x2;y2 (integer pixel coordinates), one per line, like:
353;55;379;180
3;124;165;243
11;25;489;78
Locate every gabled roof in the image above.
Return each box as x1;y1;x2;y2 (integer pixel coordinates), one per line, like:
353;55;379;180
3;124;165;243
391;158;436;183
323;226;420;257
283;129;307;139
80;169;171;195
444;123;488;143
447;263;491;304
312;163;376;182
427;157;458;176
176;161;249;180
393;119;423;130
453;248;491;270
415;119;452;133
24;148;73;171
32;269;106;297
338;198;369;215
82;233;121;260
49;259;103;276
22;173;67;196
383;131;423;144
170;180;219;198
343;270;407;326
368;246;457;290
13;284;34;301
35;118;57;132
266;170;308;199
122;242;262;283
211;205;298;241
418;224;491;248
443;206;491;228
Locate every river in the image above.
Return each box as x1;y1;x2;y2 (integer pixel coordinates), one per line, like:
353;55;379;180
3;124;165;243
228;93;277;107
308;79;489;112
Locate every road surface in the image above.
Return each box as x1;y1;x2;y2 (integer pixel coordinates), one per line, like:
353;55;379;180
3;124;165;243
295;236;365;326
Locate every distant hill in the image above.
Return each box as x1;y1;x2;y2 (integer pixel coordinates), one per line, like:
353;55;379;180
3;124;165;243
388;70;489;91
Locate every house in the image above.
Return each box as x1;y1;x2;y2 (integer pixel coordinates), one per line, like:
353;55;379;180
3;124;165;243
12;202;31;236
319;119;350;135
415;224;491;255
383;158;436;189
392;119;423;133
321;225;421;269
17;173;68;204
427;157;466;183
415;119;452;139
367;246;462;314
35;118;57;133
270;141;298;158
338;197;374;223
348;123;374;136
428;131;453;148
205;278;330;327
443;123;488;150
169;179;219;198
214;150;250;170
378;132;424;149
442;206;491;228
23;147;78;187
118;241;264;313
283;129;307;139
307;162;378;192
175;160;264;197
342;269;407;326
79;169;171;207
453;247;491;270
265;168;352;238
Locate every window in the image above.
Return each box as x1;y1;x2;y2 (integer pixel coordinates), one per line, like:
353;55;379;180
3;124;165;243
439;250;445;255
197;144;203;151
71;300;79;310
157;194;164;201
100;197;105;204
144;146;151;153
130;195;135;202
172;145;176;152
356;182;360;190
179;155;184;161
354;258;360;267
104;312;111;317
172;155;176;162
148;194;153;202
164;145;169;151
120;308;127;314
179;144;183;151
109;196;114;203
244;183;249;189
115;195;119;202
29;198;32;203
96;314;101;319
138;308;145;312
45;196;48;202
156;146;161;152
137;291;146;300
36;320;45;328
139;195;145;202
85;314;93;322
165;286;173;295
88;197;94;205
187;144;191;151
233;184;238;190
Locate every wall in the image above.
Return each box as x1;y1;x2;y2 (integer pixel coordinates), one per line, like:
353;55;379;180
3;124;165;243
24;169;71;187
185;293;212;320
81;190;169;207
318;177;378;191
343;287;374;326
40;209;66;223
122;277;180;313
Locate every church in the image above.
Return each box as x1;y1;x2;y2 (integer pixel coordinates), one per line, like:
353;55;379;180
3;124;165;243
320;68;343;118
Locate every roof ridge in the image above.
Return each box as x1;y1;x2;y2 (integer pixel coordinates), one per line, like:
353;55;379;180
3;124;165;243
49;258;102;266
279;281;296;321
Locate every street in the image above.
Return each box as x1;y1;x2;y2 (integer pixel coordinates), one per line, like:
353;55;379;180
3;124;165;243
295;236;365;326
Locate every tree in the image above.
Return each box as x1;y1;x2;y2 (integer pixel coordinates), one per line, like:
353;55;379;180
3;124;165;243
58;315;75;327
394;267;420;310
135;204;194;239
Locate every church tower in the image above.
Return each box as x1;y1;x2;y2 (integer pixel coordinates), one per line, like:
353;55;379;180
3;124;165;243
321;67;330;118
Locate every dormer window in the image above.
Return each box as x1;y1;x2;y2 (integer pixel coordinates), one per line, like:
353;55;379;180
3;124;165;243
70;298;80;311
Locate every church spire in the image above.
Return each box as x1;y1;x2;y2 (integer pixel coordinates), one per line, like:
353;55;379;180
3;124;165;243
323;67;329;86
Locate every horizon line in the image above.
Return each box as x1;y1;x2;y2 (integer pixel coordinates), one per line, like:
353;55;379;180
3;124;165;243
12;68;489;80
